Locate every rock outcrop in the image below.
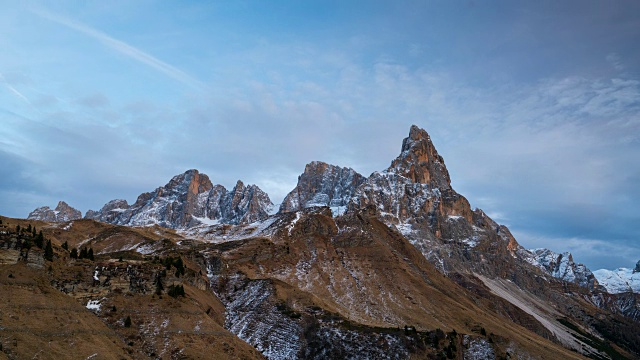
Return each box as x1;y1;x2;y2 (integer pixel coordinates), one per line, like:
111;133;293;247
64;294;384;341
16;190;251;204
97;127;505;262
279;161;365;216
523;248;599;290
84;199;129;224
28;201;82;222
85;170;273;229
388;124;452;190
347;125;504;276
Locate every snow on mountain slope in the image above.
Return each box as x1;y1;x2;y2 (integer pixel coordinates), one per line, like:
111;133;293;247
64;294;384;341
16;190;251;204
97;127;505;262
593;262;640;294
85;170;273;229
523;248;599;290
279;161;365;215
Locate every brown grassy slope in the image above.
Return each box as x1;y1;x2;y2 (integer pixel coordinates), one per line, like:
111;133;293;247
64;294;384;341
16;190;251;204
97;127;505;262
204;208;587;359
0;215;263;360
0;263;135;360
37;219;184;253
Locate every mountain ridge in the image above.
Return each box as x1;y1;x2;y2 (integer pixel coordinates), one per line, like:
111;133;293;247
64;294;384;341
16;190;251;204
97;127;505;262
18;124;640;359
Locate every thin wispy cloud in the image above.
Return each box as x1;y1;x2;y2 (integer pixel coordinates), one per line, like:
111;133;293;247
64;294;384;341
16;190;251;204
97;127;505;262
30;7;204;90
0;73;31;104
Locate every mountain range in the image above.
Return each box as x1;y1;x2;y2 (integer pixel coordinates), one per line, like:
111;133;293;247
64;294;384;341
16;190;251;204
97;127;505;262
12;125;639;359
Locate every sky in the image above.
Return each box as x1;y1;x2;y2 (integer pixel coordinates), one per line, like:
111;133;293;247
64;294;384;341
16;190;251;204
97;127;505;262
1;1;639;270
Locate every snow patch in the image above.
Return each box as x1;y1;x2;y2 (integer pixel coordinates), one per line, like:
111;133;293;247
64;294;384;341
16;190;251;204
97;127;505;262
287;212;302;235
192;216;220;226
86;299;101;312
593;267;640;294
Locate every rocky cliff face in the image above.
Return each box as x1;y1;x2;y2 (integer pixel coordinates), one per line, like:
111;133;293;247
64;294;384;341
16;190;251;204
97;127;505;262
388;125;452;190
347;125;513;277
85;170;273;229
279;161;365;216
28;201;82;222
84;199;129;224
523;248;599;290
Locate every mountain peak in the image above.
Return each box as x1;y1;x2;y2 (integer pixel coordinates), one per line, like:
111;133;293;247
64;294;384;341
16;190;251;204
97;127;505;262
28;201;82;222
388;125;451;190
85;171;272;228
280;161;365;214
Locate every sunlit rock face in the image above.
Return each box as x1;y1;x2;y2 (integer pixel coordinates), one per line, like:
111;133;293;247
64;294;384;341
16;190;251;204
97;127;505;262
85;169;273;229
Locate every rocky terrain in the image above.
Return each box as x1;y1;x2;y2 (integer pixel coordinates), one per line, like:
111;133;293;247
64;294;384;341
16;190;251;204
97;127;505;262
523;248;601;290
8;125;640;359
279;161;365;216
83;169;274;228
27;201;82;222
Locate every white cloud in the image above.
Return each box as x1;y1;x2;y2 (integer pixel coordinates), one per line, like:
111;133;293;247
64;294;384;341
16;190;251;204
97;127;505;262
31;7;204;90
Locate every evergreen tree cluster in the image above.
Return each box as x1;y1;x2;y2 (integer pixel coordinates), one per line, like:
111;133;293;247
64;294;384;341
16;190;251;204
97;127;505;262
44;240;54;261
34;231;44;249
167;284;186;298
72;247;95;261
161;256;186;277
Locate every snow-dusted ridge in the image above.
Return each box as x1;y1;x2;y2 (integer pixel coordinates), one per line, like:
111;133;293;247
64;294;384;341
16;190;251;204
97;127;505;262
84;170;274;229
522;248;599;290
593;261;640;294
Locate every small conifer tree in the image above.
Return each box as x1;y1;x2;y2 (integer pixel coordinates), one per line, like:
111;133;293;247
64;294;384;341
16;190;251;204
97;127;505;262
44;240;54;261
168;284;185;298
62;241;68;250
155;273;164;296
35;231;44;249
70;248;78;259
124;315;132;328
79;247;87;259
88;248;94;261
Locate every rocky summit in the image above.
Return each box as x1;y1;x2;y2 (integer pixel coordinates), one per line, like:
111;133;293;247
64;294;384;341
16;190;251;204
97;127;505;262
84;169;274;229
9;125;640;360
27;200;82;222
279;161;365;216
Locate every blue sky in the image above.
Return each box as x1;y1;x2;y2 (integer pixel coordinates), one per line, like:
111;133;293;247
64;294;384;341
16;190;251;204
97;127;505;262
1;1;639;270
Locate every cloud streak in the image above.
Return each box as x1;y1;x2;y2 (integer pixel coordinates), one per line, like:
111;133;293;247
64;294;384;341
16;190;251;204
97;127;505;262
0;73;31;105
31;7;204;90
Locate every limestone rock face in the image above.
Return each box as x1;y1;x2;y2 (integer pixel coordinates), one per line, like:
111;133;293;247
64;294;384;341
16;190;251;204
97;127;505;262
523;248;600;290
279;161;365;216
388;125;452;190
84;199;129;223
345;125;529;279
85;170;273;229
28;201;82;222
217;180;274;225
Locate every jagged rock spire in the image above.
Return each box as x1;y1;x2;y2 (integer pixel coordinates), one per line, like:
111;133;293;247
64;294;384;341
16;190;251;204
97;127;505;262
388;125;451;190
